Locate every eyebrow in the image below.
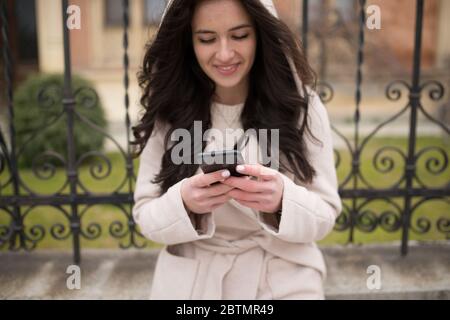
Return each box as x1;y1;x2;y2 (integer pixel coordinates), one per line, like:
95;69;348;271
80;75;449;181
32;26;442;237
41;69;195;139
194;24;253;34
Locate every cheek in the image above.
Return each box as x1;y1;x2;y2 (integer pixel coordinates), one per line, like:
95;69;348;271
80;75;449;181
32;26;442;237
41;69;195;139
241;40;257;64
193;44;213;68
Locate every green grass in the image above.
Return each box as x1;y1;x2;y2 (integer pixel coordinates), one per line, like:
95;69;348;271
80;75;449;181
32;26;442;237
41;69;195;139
1;136;449;249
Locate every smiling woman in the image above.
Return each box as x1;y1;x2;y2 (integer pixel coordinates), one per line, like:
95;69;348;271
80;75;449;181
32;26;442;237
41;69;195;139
131;0;342;300
191;0;257;105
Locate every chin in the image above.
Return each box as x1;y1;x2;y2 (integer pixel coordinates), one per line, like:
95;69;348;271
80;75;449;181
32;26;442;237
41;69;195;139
208;73;244;89
213;79;242;89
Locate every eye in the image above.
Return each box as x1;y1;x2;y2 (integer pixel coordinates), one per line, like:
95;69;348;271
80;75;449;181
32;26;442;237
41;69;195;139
232;34;249;40
198;38;215;44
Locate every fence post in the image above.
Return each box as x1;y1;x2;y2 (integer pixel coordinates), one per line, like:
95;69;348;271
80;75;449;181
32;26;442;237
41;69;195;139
61;0;81;264
1;0;24;250
302;0;308;56
402;0;424;256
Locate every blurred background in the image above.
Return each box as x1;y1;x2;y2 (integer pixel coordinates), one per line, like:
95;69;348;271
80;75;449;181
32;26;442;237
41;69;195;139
1;0;449;147
0;0;449;299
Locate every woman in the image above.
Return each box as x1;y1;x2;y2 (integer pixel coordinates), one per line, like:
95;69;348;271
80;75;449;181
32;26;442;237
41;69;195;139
132;0;342;300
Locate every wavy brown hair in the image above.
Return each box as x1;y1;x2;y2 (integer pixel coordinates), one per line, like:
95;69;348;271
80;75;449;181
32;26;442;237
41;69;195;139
132;0;320;195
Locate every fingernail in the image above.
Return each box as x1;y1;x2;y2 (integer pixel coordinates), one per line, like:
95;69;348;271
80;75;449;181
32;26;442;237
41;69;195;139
236;165;245;172
222;170;230;178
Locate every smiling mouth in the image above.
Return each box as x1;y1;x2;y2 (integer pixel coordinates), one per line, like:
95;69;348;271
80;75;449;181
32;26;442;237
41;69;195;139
215;63;240;75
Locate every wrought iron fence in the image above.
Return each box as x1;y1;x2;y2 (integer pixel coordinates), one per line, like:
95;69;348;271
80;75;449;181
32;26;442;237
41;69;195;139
0;0;449;264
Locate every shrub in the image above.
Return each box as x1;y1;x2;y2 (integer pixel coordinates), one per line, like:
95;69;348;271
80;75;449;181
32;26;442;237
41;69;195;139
13;73;107;168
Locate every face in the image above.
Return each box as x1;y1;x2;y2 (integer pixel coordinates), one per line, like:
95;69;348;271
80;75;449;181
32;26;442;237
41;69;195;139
191;0;257;99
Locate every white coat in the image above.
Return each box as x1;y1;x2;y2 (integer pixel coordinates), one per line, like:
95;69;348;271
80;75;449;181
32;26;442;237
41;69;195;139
133;0;342;300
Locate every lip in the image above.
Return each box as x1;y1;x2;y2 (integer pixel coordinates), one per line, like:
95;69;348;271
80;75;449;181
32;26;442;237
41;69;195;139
214;63;240;76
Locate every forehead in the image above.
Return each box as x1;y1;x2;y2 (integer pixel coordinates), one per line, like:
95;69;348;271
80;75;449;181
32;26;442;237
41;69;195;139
192;0;253;31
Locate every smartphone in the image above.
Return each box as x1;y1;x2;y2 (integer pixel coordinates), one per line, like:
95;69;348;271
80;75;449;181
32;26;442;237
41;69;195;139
196;149;248;177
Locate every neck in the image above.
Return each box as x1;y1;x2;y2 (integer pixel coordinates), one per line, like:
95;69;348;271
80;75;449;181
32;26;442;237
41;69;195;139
213;79;248;105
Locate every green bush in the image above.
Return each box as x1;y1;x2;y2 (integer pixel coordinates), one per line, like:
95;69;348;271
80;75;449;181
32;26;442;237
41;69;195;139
13;73;107;168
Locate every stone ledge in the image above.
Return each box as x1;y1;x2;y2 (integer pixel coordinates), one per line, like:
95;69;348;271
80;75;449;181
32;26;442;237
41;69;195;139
0;242;448;300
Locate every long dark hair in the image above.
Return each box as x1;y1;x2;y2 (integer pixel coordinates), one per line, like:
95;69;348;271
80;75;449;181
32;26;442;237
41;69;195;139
132;0;320;195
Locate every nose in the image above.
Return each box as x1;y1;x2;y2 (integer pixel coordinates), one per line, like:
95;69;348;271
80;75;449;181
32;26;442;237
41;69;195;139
216;39;235;63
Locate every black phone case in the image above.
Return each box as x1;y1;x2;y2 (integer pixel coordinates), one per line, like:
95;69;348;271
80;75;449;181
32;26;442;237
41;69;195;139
200;163;247;177
197;150;247;177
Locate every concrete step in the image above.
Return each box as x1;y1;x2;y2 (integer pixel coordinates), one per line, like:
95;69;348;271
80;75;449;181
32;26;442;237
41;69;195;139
0;242;448;300
322;242;450;300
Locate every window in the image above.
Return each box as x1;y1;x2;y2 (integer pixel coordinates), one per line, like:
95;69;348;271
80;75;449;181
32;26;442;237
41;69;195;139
143;0;166;25
105;0;125;27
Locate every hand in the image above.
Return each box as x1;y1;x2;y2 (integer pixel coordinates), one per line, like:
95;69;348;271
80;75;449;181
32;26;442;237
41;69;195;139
221;164;284;213
181;169;234;214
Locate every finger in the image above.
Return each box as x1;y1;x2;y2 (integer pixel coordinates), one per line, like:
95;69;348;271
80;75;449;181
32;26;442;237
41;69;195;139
221;176;272;193
205;183;235;197
207;194;231;207
194;169;231;187
227;189;268;202
236;164;277;181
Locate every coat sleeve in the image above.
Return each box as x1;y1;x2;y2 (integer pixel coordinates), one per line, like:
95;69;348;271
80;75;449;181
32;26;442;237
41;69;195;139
132;121;215;245
256;90;342;243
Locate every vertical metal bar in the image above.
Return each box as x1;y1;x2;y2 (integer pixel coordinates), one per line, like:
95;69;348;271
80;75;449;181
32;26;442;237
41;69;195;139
350;0;366;243
318;1;328;80
61;0;81;264
302;0;308;56
402;0;424;256
1;0;24;250
122;0;131;166
122;0;136;238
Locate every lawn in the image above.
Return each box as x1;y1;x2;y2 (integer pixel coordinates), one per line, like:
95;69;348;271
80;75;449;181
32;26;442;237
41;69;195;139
0;136;449;250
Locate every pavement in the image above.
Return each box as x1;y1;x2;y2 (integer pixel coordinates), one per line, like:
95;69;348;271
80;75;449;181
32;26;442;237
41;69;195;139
0;241;449;300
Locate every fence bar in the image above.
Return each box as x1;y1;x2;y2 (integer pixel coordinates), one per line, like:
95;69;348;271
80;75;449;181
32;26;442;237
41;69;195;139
401;0;424;256
348;0;366;243
121;0;138;247
1;0;24;250
302;0;308;55
61;0;81;264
